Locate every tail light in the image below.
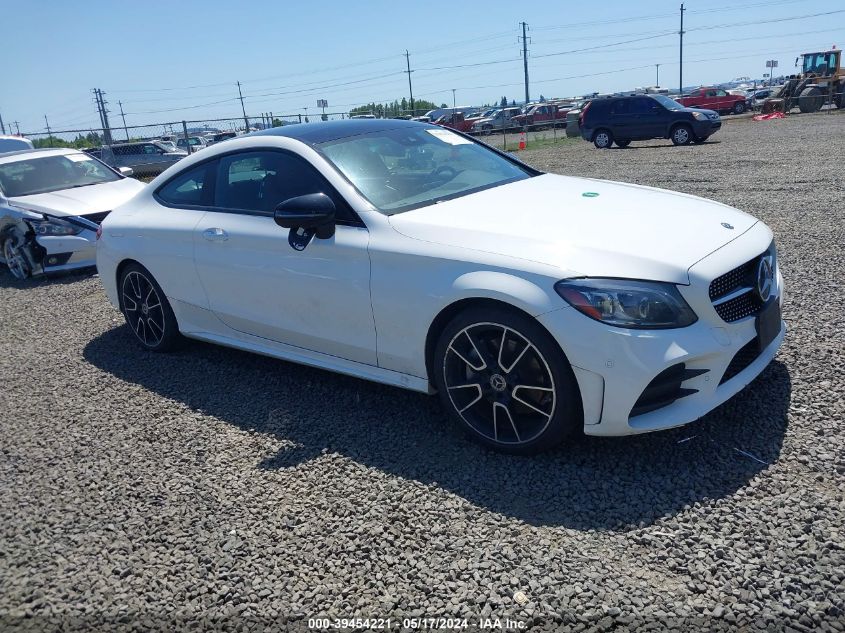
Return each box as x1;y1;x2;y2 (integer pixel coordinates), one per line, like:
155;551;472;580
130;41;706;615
96;226;103;240
579;101;591;127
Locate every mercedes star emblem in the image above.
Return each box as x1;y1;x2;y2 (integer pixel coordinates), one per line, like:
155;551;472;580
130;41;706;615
756;256;774;302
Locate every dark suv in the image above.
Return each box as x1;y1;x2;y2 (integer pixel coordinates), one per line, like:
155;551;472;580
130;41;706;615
579;94;721;148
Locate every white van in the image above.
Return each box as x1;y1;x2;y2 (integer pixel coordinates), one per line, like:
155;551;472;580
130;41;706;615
0;136;35;154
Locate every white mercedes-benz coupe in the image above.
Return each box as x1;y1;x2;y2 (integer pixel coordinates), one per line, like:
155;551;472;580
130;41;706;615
97;119;785;454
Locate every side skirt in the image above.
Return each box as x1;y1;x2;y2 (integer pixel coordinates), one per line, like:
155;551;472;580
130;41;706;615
183;328;433;394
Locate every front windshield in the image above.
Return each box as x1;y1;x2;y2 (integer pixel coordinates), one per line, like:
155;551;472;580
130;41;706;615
0;153;119;197
803;52;837;75
319;126;533;214
649;94;684;111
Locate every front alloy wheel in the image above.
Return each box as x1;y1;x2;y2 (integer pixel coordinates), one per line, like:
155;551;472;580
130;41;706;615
434;307;581;454
2;232;32;280
119;263;180;351
671;124;692;146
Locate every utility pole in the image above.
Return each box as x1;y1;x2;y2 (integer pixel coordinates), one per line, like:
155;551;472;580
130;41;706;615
95;89;113;144
0;112;5;135
679;3;686;95
656;64;661;88
404;50;415;117
44;115;53;147
452;89;456;108
13;121;20;135
118;100;129;140
519;22;530;104
93;89;106;134
237;81;249;132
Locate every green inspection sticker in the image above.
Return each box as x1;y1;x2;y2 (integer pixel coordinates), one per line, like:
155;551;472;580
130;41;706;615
582;192;600;197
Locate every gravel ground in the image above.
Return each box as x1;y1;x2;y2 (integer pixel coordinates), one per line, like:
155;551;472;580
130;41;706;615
1;112;843;632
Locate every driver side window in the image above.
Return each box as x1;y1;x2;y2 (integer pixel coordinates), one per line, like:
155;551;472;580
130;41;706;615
212;150;357;223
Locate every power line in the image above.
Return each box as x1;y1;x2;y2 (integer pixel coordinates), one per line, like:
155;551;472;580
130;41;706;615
688;8;845;32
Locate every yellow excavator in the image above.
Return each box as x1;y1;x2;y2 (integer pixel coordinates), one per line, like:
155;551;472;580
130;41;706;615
764;48;843;113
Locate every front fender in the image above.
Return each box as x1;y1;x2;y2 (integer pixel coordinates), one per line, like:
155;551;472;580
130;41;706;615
451;270;556;316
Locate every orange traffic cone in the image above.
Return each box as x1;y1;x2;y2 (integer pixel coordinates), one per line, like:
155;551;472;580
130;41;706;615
518;131;526;150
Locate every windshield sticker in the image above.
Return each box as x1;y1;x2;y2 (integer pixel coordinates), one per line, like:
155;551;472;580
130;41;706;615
582;192;600;197
66;154;94;162
426;128;472;145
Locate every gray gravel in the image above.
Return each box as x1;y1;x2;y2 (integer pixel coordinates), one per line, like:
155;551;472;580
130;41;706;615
1;112;844;632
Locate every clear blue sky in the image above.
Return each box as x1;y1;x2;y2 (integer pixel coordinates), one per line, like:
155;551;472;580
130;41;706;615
3;0;843;134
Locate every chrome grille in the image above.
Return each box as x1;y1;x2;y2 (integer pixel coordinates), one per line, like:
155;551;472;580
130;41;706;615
709;250;768;323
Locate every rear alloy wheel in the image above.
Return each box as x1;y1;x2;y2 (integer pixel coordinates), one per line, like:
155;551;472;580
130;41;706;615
615;139;631;148
2;231;32;280
433;307;581;454
733;101;746;114
119;263;181;352
593;129;613;149
671;124;693;146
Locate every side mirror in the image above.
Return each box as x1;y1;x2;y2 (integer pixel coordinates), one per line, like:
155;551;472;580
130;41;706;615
274;193;336;240
118;166;134;177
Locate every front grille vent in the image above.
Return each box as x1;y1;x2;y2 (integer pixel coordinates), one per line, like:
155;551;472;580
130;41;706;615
709;251;768;323
719;338;762;384
629;363;708;418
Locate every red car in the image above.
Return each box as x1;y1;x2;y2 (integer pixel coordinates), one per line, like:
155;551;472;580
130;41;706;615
510;104;569;130
433;112;474;133
675;88;748;115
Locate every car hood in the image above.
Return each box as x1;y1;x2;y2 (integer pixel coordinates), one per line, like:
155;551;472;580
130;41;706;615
388;174;756;284
7;178;145;217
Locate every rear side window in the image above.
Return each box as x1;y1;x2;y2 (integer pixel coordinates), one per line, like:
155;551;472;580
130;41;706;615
610;100;630;115
157;161;216;207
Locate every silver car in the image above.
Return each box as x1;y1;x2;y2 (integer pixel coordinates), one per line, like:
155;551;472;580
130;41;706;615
469;107;523;134
0;148;144;279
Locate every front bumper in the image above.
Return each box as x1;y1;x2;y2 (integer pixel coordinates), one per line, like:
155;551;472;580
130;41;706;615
692;119;721;137
537;229;784;436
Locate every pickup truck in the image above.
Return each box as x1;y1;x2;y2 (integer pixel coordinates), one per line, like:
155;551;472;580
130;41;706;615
510;103;569;130
433;112;475;133
674;87;748;114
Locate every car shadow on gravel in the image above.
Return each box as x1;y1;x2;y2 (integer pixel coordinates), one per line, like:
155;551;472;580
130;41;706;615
84;325;791;529
0;267;97;289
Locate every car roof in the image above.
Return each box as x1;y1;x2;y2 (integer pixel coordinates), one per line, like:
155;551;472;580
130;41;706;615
248;118;429;145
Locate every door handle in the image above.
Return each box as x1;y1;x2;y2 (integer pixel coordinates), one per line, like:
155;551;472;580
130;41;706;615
202;227;229;242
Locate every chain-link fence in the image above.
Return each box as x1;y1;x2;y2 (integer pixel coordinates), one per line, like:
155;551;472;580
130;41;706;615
15;87;844;172
18;111;362;180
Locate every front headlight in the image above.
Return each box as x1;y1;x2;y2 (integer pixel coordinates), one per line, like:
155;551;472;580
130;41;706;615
691;111;707;121
554;278;698;329
27;217;84;236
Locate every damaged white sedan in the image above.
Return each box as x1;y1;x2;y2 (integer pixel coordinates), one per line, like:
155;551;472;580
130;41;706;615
0;148;144;279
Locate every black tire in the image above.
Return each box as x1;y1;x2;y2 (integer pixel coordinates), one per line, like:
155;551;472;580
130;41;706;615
733;101;746;114
671;124;693;146
432;305;582;455
118;262;181;352
798;86;823;113
482;125;493;136
615;139;631;148
2;230;32;280
593;128;613;149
